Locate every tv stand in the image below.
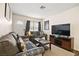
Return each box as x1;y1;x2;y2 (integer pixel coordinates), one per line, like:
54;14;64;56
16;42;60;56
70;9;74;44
50;35;74;51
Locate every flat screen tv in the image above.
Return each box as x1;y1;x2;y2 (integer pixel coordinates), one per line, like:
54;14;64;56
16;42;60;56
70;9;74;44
52;24;70;36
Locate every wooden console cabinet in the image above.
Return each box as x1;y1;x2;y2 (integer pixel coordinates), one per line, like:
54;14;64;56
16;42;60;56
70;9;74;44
50;35;73;50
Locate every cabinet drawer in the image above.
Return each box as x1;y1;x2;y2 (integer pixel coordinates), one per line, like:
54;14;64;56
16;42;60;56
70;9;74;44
61;39;71;50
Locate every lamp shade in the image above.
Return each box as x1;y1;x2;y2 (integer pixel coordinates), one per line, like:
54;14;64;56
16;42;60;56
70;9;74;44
28;31;32;36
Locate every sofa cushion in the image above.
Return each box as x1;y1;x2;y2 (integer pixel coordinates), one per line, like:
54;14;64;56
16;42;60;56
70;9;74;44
26;47;44;56
25;41;36;50
31;31;40;38
18;37;27;52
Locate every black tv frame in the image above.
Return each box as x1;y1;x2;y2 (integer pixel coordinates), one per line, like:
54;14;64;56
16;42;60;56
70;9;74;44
51;24;70;36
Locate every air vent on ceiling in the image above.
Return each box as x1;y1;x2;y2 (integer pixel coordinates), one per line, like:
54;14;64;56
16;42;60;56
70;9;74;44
40;5;46;9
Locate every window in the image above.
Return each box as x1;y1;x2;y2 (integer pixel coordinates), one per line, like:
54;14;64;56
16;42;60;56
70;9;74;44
30;21;39;31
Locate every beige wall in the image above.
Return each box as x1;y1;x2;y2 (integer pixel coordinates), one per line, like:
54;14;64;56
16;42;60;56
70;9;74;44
12;13;43;36
44;6;79;51
0;3;12;37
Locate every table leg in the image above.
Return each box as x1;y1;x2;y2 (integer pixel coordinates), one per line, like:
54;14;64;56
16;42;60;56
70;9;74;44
49;42;51;50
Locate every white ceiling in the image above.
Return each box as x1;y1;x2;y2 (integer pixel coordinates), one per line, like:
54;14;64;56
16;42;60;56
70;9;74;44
10;3;79;18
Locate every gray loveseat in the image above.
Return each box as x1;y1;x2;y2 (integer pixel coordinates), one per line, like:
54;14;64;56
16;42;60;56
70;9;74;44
0;32;44;56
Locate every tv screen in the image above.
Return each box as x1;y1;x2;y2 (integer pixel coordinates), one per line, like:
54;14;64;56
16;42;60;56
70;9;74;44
52;24;70;36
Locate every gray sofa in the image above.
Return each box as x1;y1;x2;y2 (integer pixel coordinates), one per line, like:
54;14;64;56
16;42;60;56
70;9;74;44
30;31;47;40
0;32;44;56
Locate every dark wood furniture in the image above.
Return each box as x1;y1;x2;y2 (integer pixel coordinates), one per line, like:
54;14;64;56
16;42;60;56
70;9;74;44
50;35;73;51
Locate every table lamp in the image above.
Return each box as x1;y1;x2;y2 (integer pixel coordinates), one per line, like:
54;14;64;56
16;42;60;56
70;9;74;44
27;31;33;39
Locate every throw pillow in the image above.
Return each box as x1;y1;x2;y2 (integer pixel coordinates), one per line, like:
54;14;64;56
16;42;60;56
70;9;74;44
18;37;27;52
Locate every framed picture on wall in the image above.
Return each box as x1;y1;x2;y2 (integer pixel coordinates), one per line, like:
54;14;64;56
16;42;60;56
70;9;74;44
44;20;49;30
4;3;11;21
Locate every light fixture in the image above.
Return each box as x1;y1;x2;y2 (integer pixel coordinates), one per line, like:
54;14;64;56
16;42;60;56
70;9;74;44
40;5;46;9
27;31;32;37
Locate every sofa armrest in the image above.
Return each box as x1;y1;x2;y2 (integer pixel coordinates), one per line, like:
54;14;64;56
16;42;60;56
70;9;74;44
26;47;44;56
